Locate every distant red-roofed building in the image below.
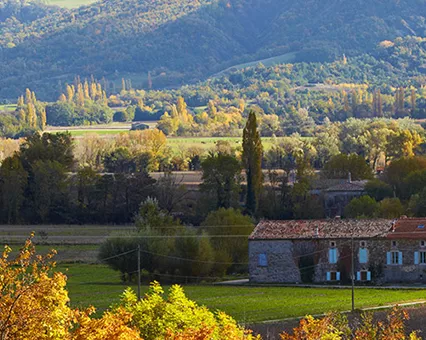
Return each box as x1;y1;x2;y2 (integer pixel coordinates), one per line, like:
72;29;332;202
249;218;426;285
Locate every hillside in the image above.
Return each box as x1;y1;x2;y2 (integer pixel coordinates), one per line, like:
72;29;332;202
0;0;426;100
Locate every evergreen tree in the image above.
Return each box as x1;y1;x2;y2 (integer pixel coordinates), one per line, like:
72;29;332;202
242;111;263;214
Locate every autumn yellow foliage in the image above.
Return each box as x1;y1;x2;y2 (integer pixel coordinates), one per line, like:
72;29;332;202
0;234;141;340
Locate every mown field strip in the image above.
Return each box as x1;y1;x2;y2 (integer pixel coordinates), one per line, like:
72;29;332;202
61;263;426;323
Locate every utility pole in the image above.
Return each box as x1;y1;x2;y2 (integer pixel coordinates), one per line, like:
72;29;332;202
137;244;141;301
351;236;355;312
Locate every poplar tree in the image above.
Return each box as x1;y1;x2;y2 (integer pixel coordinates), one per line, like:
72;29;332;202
39;109;47;130
242;111;263;214
147;71;152;90
411;88;416;112
83;80;90;99
121;78;126;93
207;100;217;117
27;103;37;129
377;89;383;117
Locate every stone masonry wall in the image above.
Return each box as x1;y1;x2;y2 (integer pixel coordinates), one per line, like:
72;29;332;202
249;240;300;283
250;238;426;284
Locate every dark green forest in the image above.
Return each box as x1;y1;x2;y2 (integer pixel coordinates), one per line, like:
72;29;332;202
1;0;426;99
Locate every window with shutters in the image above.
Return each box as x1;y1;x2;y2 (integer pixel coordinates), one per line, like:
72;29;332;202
357;271;371;281
391;251;400;265
327;271;340;281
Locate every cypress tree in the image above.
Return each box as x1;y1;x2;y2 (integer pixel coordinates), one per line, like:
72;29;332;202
242;111;263;214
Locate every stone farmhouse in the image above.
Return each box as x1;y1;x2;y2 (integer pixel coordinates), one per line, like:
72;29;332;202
249;218;426;285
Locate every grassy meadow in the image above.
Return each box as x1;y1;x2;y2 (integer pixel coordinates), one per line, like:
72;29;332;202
46;0;96;8
60;263;426;323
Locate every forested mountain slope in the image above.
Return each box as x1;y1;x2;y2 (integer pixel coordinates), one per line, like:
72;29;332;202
0;0;425;99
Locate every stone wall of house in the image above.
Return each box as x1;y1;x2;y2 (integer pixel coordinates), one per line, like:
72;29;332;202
250;238;426;284
249;240;300;283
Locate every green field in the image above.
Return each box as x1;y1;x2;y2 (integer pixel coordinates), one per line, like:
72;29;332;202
61;263;426;323
46;0;96;8
213;52;297;77
0;104;16;112
167;136;308;152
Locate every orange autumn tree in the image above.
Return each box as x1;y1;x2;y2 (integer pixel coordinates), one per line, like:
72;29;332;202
281;308;421;340
0;234;141;340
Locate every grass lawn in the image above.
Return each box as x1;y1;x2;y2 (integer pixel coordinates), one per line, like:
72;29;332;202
167;136;310;153
0;104;16;112
46;0;96;8
60;263;426;323
213;52;297;77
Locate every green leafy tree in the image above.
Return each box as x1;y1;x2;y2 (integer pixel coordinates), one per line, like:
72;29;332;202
379;198;404;218
365;179;393;201
200;152;242;209
344;196;379;218
0;155;27;223
201;208;253;273
242;111;263;214
119;282;257;340
323;153;373;180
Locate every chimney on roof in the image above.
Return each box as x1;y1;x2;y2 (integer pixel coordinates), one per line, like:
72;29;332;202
314;226;319;238
348;172;352;183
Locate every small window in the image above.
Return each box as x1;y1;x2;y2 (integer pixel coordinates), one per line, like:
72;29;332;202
360;241;367;248
357;271;371;281
421;252;426;264
391;241;398;248
421;241;426;248
330;241;336;248
258;253;268;267
326;271;340;281
388;251;402;265
414;251;426;265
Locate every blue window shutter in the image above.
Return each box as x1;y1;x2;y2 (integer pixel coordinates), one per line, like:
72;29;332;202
356;272;361;281
336;272;340;281
329;249;337;263
387;252;391;265
326;272;331;281
367;272;371;281
359;249;368;264
258;254;267;267
398;252;403;265
415;252;420;265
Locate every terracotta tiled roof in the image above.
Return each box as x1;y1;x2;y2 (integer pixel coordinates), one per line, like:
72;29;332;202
249;219;393;240
324;180;368;192
388;218;426;239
